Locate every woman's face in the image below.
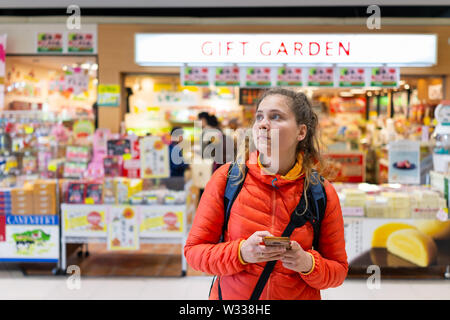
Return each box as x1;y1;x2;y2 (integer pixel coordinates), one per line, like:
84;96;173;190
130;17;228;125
252;94;306;159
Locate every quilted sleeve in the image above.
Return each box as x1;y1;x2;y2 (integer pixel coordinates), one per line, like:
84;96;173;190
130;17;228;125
300;180;349;289
184;163;247;276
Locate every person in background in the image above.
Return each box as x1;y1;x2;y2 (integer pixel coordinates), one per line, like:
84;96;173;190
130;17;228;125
207;115;235;173
92;102;99;129
227;118;239;131
197;112;212;199
169;127;188;177
198;111;210;129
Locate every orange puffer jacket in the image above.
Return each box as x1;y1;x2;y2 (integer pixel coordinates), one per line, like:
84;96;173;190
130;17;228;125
184;153;348;300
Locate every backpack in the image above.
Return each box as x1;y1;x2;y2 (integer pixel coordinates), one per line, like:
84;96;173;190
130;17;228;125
213;161;327;300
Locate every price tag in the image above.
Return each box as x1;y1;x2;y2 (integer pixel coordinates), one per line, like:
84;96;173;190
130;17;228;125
342;207;365;217
85;197;95;205
123;153;132;161
24;126;34;134
48;163;57;172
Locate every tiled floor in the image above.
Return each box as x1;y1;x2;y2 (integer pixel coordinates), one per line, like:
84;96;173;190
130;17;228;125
0;272;449;300
1;243;449;300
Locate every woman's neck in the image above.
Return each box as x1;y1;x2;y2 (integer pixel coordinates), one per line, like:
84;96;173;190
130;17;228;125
261;151;297;176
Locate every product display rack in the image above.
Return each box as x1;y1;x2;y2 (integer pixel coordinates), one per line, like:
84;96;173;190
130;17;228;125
0;178;62;275
60;204;188;276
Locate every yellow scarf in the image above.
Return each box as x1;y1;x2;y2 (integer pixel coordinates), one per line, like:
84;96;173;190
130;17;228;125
257;152;304;180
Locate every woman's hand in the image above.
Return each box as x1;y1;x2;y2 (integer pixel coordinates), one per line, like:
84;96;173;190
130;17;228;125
280;241;313;274
240;231;287;264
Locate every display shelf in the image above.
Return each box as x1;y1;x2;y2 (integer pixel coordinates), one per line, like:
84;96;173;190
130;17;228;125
60;203;187;276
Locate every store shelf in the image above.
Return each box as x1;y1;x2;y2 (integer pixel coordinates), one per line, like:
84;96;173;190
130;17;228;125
60;203;187;276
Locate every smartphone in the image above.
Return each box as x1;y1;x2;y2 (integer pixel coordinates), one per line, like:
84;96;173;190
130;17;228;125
263;236;291;249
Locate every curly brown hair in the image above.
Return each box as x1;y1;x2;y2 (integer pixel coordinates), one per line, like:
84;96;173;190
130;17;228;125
233;88;324;210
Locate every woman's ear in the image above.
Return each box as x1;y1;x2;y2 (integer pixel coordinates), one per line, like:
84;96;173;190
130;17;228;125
297;124;307;141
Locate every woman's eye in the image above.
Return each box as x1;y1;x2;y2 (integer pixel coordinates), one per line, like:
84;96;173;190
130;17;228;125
256;114;264;121
271;114;281;120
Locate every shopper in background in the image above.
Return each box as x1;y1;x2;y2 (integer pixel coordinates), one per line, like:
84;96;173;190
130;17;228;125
185;88;348;300
92;102;98;129
198;111;210;130
197;112;212;199
206;115;235;172
169;127;188;177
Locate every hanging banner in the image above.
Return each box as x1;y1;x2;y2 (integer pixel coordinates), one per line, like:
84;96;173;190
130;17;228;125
276;66;303;86
36;32;63;53
107;206;139;251
140;136;170;178
371;67;399;87
244;67;273;87
338;67;366;87
98;84;120;107
388;140;421;185
214;66;240;86
68;32;95;53
307;67;334;87
181;66;210;86
0;34;6;110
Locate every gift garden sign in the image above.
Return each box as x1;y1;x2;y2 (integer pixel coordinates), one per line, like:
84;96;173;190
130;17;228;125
136;34;437;66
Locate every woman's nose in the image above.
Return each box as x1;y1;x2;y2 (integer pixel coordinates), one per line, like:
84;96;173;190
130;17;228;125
258;117;270;130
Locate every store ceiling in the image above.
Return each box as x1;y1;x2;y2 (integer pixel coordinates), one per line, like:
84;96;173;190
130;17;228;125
2;0;450;8
0;1;449;18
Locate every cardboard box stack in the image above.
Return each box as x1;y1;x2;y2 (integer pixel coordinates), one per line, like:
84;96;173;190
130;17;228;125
11;185;34;215
0;180;58;216
32;180;57;215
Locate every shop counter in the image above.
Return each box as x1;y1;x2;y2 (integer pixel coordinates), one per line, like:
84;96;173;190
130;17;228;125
60;203;187;276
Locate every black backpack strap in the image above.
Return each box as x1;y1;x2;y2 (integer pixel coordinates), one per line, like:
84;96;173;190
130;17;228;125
250;172;327;300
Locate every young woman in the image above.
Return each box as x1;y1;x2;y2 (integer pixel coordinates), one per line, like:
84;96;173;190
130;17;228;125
184;88;348;300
